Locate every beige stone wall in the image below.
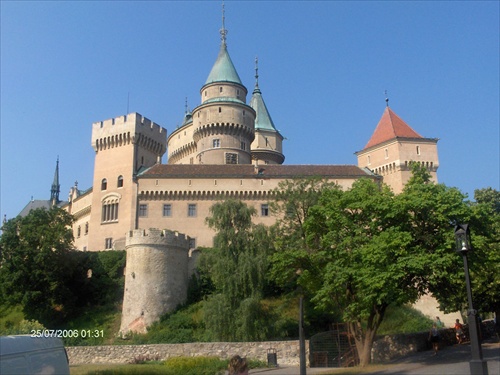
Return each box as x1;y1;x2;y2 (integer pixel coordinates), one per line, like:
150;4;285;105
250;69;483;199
136;175;360;248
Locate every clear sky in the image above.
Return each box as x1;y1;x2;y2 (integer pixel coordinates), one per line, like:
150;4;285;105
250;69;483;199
1;1;499;221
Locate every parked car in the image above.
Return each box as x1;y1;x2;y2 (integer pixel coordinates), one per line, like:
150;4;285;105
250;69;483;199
0;335;70;375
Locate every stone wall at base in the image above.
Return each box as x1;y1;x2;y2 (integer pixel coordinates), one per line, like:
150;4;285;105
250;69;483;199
67;340;309;367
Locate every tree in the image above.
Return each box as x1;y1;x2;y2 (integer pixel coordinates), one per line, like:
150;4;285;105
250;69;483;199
0;208;76;326
270;166;481;366
200;199;273;341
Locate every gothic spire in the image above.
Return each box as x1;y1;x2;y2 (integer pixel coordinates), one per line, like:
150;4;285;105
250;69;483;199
50;157;60;205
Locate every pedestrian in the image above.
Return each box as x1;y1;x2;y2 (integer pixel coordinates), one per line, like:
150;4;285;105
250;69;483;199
435;316;444;328
429;323;440;355
227;355;249;375
454;319;464;344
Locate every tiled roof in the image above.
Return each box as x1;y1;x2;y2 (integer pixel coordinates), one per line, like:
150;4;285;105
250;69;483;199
364;107;422;149
250;85;280;134
140;164;373;179
18;200;68;217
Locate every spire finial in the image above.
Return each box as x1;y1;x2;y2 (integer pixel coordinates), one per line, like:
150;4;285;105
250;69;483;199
185;97;188;114
385;90;389;107
255;56;259;87
220;1;228;45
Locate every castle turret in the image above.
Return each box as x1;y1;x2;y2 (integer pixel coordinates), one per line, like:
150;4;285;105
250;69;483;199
250;58;285;165
356;100;439;193
120;228;190;334
190;6;256;165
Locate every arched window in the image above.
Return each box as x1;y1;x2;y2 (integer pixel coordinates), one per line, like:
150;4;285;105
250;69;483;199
117;175;123;188
101;178;107;191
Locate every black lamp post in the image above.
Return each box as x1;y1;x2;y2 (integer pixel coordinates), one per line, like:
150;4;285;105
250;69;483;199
454;224;488;375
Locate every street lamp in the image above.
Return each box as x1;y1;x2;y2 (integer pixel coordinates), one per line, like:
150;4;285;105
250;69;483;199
454;224;488;375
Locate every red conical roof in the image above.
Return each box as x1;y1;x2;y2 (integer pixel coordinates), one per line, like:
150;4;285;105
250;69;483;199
364;107;422;149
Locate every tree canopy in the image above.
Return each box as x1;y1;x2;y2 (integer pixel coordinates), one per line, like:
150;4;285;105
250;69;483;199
269;166;498;366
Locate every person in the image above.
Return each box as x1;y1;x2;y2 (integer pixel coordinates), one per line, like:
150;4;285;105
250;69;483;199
435;316;444;328
454;318;464;344
227;355;249;375
428;323;440;355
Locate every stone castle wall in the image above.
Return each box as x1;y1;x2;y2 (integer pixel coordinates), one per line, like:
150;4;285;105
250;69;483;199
119;229;191;334
66;340;307;367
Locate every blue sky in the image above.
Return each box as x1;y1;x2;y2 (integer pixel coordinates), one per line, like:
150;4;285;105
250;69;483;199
1;1;499;221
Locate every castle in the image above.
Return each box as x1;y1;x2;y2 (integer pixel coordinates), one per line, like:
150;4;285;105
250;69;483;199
19;5;444;333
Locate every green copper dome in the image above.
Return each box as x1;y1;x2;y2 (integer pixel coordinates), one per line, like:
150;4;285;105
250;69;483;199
205;43;243;86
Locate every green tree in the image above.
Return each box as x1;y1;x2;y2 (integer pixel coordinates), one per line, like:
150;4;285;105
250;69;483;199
0;208;76;326
200;199;273;341
270;166;483;366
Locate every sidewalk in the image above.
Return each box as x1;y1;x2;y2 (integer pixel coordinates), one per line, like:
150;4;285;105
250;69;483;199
250;342;499;375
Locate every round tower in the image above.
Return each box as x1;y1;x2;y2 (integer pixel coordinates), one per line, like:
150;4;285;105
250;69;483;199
120;228;190;335
191;8;255;165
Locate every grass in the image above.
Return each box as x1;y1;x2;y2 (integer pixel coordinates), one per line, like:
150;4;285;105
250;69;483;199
70;356;268;375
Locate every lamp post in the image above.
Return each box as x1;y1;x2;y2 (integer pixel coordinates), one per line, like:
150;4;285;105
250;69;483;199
454;224;488;375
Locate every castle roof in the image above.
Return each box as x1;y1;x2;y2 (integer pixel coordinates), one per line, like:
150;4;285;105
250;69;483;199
251;84;281;135
363;106;423;150
139;164;375;179
204;43;243;87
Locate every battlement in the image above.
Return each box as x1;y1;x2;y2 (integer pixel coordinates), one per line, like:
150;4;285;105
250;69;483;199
126;228;190;248
93;113;165;133
91;113;167;153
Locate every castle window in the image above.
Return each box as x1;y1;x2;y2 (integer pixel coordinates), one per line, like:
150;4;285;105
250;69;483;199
225;153;238;164
385;148;389;159
105;238;113;250
367;155;371;165
219;107;222;113
190;157;194;164
213;139;220;148
101;200;119;223
101;178;107;191
138;204;148;217
261;204;269;217
188;204;197;217
117;175;123;188
219;87;223;93
85;222;89;235
163;204;172;217
240;142;246;150
77;226;81;238
189;238;196;249
416;145;421;155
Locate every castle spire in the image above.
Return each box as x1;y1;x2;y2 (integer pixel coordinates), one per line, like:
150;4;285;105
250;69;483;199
255;56;259;88
220;1;228;46
385;90;389;107
50;156;60;206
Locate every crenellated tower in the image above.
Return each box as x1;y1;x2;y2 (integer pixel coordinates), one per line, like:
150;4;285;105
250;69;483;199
88;113;167;250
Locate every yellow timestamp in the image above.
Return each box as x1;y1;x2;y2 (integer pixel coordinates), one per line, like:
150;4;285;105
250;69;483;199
30;329;104;338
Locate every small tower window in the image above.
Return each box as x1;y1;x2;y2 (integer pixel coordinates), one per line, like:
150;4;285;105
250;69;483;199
385;148;389;159
219;87;223;93
101;178;107;191
213;139;221;148
219;107;222;113
416;146;421;155
367;155;371;165
241;142;246;150
117;175;123;188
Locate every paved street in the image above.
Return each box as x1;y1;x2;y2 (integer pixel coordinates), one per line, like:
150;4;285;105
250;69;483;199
250;342;499;375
